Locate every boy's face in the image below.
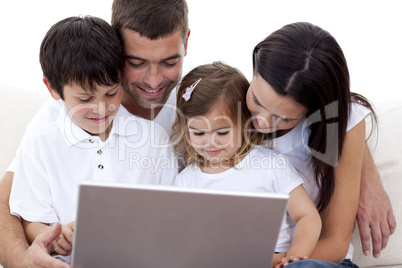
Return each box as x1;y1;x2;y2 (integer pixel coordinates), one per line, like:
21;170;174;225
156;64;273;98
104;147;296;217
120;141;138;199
120;28;189;114
187;108;242;169
59;82;121;141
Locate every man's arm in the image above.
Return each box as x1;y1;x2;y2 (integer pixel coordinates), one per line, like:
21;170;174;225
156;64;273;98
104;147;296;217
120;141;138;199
0;171;71;268
24;223;72;268
357;143;397;258
0;171;29;267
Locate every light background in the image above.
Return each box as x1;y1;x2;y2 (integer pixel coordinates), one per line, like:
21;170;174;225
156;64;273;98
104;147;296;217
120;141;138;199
1;0;401;103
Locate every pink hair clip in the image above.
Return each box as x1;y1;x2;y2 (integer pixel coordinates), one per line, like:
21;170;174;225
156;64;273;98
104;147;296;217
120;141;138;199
182;78;202;101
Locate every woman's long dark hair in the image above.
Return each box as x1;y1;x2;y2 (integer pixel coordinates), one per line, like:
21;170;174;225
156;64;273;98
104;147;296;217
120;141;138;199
253;22;375;212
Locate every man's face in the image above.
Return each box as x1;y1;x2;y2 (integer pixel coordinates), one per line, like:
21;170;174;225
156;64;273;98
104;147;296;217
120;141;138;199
121;28;189;111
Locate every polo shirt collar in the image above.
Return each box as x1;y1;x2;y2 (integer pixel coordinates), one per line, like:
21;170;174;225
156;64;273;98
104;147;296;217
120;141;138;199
57;105;139;147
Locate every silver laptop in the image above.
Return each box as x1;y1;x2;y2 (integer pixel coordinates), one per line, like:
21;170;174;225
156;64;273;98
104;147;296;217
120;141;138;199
71;181;289;268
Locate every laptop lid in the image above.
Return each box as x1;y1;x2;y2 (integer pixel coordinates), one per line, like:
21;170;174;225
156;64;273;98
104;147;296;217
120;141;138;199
72;181;288;268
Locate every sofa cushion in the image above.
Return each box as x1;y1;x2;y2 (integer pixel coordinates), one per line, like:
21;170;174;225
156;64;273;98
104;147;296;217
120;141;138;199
0;84;50;175
351;98;402;267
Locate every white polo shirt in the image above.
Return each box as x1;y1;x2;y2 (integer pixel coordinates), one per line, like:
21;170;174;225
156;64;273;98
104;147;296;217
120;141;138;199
7;87;179;173
9;105;178;225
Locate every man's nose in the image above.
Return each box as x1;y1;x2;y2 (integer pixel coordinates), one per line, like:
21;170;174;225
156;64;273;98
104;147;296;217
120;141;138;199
144;64;163;89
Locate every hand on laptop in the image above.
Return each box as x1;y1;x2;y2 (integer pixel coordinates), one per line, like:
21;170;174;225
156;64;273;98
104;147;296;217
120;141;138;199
272;253;309;268
51;221;75;256
25;223;72;268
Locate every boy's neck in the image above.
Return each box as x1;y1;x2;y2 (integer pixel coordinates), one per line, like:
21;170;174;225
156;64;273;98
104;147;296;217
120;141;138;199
98;123;112;142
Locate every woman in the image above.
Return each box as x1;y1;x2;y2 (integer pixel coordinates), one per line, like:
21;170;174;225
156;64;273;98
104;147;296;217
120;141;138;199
246;22;374;267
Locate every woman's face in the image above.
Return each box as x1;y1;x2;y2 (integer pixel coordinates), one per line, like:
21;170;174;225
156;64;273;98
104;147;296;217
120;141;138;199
246;74;308;134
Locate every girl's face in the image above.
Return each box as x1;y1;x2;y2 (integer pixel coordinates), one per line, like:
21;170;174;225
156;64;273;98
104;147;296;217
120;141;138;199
187;107;242;169
246;74;308;134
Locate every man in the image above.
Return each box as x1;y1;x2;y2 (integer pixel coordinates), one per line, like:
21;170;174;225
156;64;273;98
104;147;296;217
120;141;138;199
0;0;395;266
111;0;189;133
0;0;189;267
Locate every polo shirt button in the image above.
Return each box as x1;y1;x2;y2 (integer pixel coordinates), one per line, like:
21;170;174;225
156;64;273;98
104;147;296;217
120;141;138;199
89;139;94;143
98;164;104;170
97;150;102;155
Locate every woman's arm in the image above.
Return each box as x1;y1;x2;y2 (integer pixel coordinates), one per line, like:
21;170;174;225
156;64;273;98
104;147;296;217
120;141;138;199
357;144;396;257
310;120;366;263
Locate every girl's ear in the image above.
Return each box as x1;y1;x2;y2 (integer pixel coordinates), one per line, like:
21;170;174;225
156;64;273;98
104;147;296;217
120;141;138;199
43;77;61;100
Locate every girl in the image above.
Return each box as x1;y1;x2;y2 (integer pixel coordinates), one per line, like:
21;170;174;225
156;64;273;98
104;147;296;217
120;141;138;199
246;22;377;267
172;61;322;268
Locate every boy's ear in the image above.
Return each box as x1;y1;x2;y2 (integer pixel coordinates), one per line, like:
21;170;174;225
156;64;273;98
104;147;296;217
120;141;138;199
43;77;61;100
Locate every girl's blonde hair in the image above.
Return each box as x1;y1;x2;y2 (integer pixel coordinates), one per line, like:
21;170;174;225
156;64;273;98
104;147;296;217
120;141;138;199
171;61;265;168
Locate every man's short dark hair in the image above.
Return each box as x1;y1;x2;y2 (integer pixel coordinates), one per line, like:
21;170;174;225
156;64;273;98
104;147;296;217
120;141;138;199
111;0;188;41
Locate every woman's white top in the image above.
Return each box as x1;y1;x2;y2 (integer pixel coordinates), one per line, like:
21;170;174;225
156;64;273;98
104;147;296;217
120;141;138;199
270;102;371;259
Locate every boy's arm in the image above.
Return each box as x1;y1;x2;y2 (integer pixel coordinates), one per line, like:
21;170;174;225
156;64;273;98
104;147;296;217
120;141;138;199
357;143;396;257
25;223;72;268
23;220;75;256
22;220;53;245
0;171;29;267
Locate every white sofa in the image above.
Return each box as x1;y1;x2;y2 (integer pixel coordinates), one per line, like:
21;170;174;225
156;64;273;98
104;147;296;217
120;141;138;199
0;84;401;267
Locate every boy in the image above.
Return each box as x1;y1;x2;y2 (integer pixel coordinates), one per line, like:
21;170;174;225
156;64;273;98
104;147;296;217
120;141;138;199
9;16;177;263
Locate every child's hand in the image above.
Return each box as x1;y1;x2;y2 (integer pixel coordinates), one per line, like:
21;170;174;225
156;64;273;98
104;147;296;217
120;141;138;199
271;253;286;268
274;255;309;268
51;221;75;256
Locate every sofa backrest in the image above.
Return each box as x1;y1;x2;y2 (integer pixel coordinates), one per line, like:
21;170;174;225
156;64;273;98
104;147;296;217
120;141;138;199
351;99;402;267
0;84;50;174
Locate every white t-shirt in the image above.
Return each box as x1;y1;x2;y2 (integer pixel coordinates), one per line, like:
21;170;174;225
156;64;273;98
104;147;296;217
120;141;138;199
153;86;177;137
269;102;371;259
9;105;178;225
174;146;304;253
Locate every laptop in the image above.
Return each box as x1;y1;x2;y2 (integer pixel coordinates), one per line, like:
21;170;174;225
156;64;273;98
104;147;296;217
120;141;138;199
71;181;289;268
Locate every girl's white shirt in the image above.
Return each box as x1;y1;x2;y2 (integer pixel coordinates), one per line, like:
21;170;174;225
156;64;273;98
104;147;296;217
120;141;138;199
175;145;304;253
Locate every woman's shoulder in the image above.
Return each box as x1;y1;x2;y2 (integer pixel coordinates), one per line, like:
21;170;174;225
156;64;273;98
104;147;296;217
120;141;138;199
347;102;371;131
246;145;296;169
